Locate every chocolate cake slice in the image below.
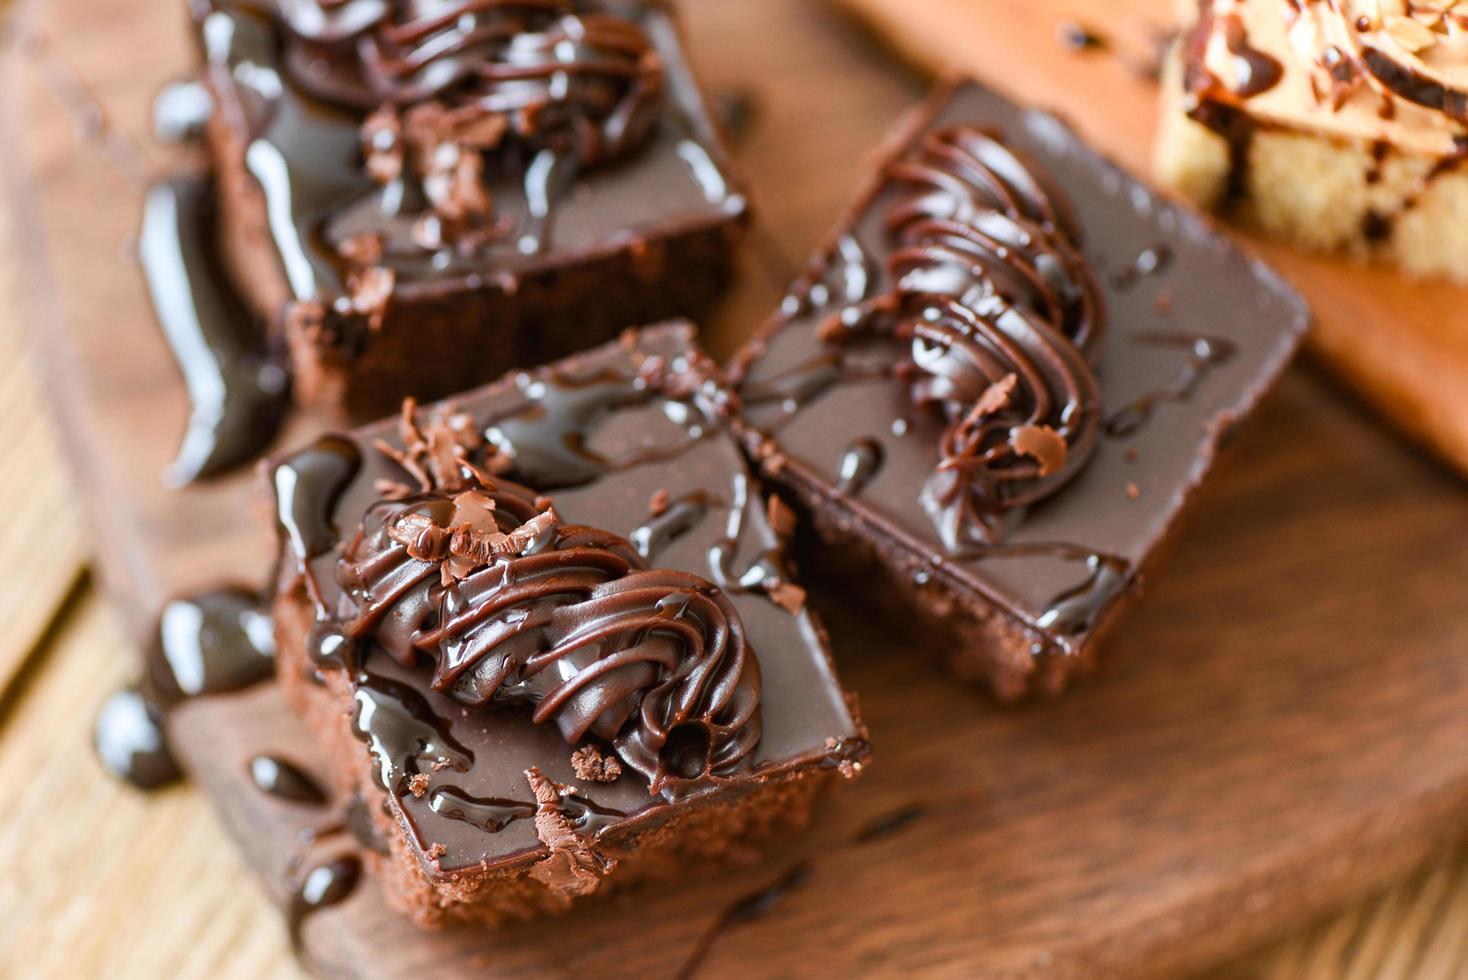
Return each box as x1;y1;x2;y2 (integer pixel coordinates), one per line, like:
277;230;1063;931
265;324;867;927
732;79;1310;701
195;0;749;419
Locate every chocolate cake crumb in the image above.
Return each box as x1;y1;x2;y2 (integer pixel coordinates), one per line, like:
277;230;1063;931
569;745;623;783
1126;482;1141;500
649;488;671;516
407;773;430;798
427;842;446;859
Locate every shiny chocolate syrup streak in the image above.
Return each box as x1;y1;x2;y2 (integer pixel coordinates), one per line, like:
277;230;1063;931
94;589;277;790
835;437;883;495
428;784;626;838
271;0;664;254
815;124;1107;552
1104;334;1237;439
249;755;329;805
630;491;712;561
139;175;290;486
287;855;362;953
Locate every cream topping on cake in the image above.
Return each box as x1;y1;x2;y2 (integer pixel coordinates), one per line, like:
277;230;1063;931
1191;0;1467;157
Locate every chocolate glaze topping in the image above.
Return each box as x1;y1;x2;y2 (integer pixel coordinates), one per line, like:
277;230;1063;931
815;124;1106;549
735;82;1309;658
331;427;762;795
268;324;865;873
221;0;665;260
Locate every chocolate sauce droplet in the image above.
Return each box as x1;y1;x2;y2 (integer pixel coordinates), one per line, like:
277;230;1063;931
630;492;710;560
152;79;213;144
1223;14;1283;97
249;755;328;805
1037;554;1131;640
273;435;363;560
154;589;275;699
1056;21;1108;52
288;856;362;949
1110;243;1173;290
835;437;883;494
93;686;182;790
140;176;290;487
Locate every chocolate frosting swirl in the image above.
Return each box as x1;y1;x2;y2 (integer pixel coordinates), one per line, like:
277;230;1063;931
279;0;664;165
334;433;761;797
822;125;1105;549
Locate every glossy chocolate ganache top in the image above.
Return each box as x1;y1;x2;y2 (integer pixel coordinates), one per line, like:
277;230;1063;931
270;325;865;877
735;81;1309;653
196;0;744;301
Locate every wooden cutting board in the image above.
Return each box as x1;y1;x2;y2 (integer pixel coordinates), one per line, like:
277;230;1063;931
7;0;1468;976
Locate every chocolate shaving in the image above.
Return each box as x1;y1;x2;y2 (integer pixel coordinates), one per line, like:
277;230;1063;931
1011;424;1069;477
767;581;807;614
525;768;612;899
766;495;798;538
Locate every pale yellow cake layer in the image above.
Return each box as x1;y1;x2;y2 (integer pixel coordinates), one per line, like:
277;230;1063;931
1156;52;1468;286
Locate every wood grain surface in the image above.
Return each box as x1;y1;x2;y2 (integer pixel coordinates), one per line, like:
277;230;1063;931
5;0;1468;976
831;0;1468;478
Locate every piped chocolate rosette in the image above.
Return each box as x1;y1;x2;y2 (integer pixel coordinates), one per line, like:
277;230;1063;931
330;400;762;798
277;0;665;252
820;126;1106;550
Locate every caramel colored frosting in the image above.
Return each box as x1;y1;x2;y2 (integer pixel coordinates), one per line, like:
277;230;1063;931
1188;0;1468;156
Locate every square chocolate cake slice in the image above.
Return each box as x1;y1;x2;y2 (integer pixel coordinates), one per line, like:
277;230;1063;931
196;0;749;419
732;79;1310;701
265;324;867;927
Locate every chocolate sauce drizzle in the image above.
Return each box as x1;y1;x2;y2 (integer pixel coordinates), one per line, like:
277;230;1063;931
299;390;763;800
835;437;883;495
1104;334;1237;439
817;124;1107;551
273;0;665;255
428;784;626;839
140;176;290;486
631;492;712;560
95;588;277;790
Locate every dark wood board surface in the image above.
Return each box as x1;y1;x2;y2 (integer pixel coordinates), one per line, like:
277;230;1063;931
7;0;1468;976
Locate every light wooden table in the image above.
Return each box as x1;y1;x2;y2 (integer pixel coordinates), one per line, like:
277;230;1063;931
0;8;1466;980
